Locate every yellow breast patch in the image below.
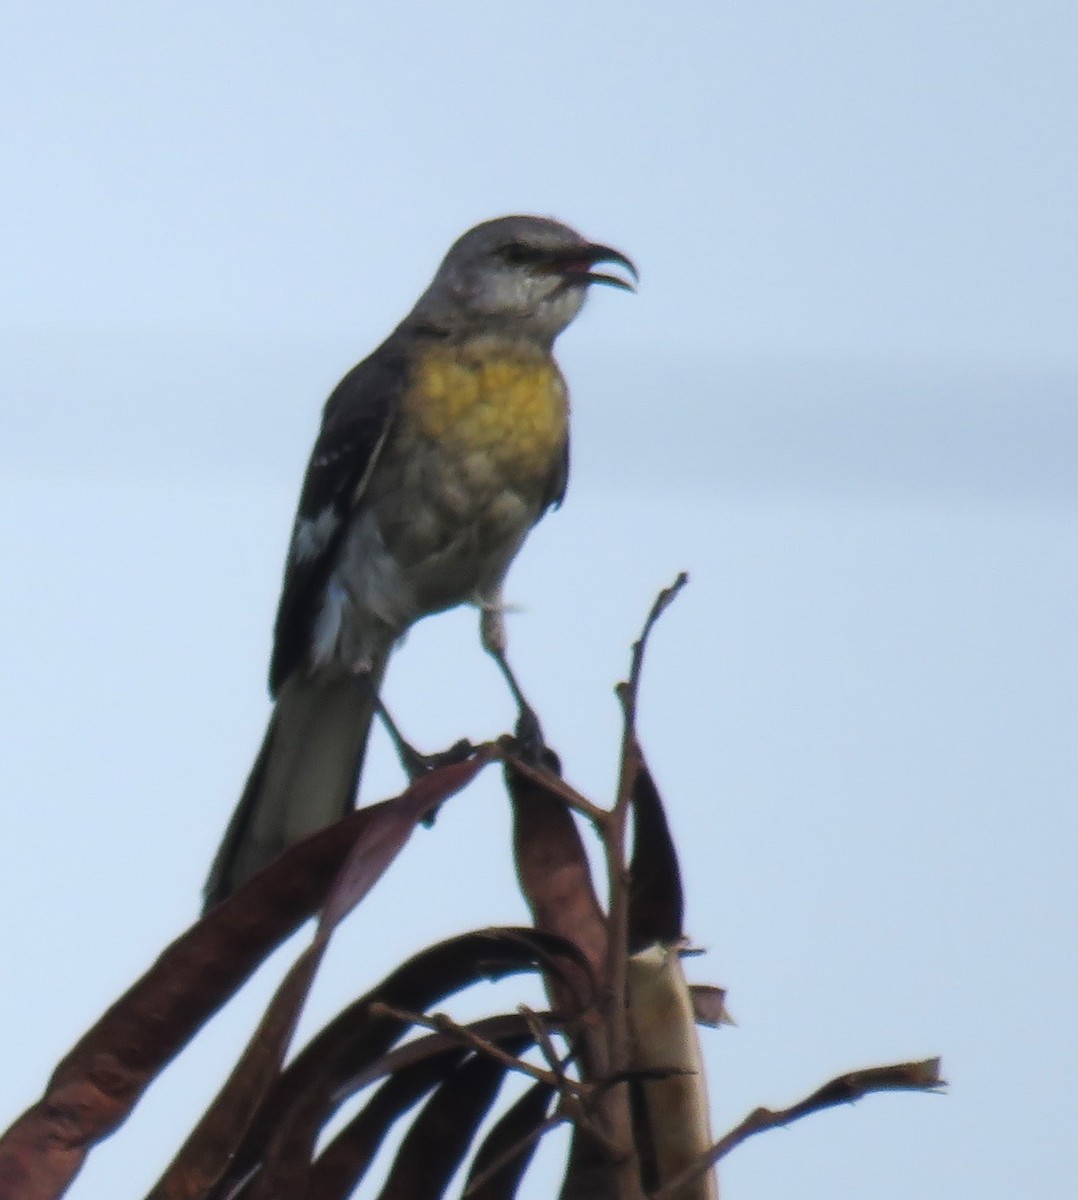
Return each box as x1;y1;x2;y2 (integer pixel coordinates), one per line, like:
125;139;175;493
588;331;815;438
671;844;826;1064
406;340;568;479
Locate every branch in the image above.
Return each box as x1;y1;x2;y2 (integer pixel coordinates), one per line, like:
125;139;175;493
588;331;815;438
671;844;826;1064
498;747;612;827
369;1004;632;1184
366;1003;591;1103
651;1057;946;1199
592;575;690;1200
618;571;689;730
607;574;689;1077
518;1005;575;1093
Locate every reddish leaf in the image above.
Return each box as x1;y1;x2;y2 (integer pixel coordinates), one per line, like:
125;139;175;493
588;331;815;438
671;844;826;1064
245;1016;540;1200
302;1045;471;1200
504;760;608;1006
559;1127;620;1200
689;986;733;1029
0;754;490;1200
216;931;585;1199
626;752;684;951
463;1078;556;1200
370;1036;531;1200
147;947;324;1200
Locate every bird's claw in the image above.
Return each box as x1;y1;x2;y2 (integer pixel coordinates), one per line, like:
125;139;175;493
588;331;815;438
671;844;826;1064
396;737;477;828
510;707;560;773
400;737;476;783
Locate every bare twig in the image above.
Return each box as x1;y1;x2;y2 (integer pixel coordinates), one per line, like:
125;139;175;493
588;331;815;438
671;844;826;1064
366;1002;592;1102
499;747;612;827
651;1057;946;1199
518;1005;573;1091
618;571;689;730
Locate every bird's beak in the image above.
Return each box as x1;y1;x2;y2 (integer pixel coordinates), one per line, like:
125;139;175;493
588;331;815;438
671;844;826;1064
551;243;639;292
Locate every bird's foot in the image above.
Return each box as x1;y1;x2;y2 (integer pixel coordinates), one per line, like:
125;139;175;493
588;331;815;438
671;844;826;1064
509;707;560;773
392;737;477;828
398;737;476;784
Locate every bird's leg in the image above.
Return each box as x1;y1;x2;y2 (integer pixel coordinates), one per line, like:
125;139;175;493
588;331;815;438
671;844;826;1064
480;600;547;761
373;696;474;782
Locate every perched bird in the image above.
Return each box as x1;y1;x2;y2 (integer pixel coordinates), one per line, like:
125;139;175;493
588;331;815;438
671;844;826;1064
203;215;636;910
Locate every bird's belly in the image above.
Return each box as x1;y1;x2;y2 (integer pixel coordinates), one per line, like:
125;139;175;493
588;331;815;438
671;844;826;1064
321;439;550;670
370;436;542;613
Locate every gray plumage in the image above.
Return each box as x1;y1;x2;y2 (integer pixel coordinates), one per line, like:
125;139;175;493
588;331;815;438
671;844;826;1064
203;216;635;910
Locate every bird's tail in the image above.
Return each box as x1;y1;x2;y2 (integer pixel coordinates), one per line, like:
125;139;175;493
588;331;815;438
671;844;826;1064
203;657;387;912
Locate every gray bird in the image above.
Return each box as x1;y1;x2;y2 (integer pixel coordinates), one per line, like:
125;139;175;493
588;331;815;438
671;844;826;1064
204;215;636;910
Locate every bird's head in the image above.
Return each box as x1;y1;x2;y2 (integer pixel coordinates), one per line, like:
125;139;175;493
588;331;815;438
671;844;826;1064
411;215;637;343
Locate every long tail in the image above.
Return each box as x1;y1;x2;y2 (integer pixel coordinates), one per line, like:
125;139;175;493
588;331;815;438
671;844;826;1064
203;657;387;912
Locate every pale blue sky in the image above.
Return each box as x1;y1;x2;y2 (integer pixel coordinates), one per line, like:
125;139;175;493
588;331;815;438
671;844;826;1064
2;3;1076;1198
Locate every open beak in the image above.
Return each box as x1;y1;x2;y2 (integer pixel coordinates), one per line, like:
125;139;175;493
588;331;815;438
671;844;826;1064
551;243;638;292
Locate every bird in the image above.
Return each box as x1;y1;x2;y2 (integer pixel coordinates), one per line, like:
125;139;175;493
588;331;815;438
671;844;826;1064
203;215;636;910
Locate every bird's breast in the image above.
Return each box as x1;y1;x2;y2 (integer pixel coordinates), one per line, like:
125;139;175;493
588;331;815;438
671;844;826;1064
404;341;568;484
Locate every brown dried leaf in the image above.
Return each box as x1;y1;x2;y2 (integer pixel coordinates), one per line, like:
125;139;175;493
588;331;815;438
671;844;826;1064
217;931;583;1199
627;756;683;951
369;1036;530;1200
688;986;734;1030
0;754;491;1200
504;758;608;1009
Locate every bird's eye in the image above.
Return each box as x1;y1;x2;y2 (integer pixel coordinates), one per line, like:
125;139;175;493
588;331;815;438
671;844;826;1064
499;242;542;266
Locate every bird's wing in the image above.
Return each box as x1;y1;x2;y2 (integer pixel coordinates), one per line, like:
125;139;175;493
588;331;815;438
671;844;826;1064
269;338;409;694
542;437;571;512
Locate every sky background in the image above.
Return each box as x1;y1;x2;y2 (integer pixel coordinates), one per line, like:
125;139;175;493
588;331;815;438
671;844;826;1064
2;2;1076;1197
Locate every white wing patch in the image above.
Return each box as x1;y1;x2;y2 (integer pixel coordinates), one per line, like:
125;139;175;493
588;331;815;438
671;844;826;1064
310;577;348;669
292;505;340;563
